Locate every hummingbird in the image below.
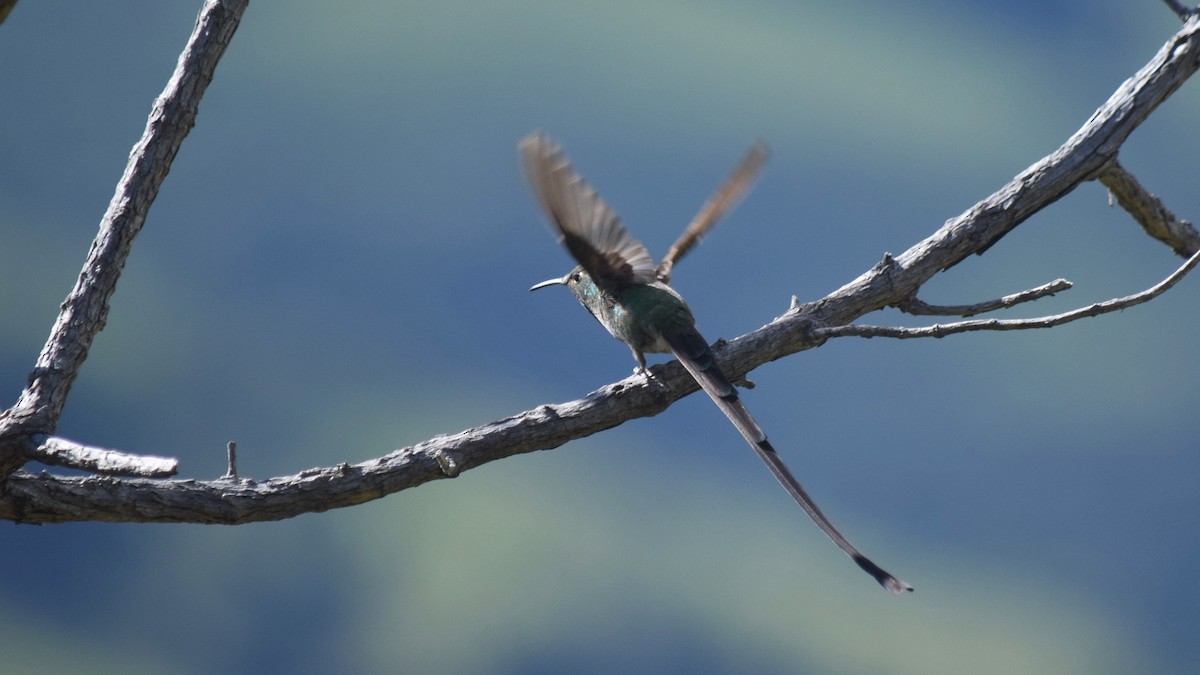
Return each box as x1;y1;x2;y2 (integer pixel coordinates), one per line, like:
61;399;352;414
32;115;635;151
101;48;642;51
521;132;911;594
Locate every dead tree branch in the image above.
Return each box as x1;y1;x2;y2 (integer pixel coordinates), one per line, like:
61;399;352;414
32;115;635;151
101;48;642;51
0;0;246;477
27;435;178;478
1097;159;1200;257
1163;0;1198;22
821;247;1200;341
1;11;1198;523
896;278;1074;317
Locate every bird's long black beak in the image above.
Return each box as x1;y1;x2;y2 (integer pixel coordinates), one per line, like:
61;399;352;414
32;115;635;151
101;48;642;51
530;275;568;291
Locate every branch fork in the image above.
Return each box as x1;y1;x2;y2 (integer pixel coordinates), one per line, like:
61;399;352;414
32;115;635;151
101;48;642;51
0;3;1198;526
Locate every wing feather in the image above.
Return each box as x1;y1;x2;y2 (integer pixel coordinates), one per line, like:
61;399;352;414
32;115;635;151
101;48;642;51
520;132;657;290
657;142;768;283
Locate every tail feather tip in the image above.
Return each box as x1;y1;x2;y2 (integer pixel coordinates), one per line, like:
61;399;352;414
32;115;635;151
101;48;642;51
853;554;914;595
883;577;915;595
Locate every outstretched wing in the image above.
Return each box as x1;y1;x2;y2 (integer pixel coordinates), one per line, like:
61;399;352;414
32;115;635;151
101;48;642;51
519;132;657;291
657;141;768;284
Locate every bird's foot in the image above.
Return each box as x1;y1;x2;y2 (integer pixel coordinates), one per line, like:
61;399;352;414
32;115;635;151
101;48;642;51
634;365;674;392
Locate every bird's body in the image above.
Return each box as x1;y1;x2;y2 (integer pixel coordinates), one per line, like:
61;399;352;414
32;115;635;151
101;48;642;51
521;132;911;594
551;267;691;369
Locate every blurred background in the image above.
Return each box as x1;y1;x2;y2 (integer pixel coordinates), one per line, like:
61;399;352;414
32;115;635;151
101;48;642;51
2;1;1198;673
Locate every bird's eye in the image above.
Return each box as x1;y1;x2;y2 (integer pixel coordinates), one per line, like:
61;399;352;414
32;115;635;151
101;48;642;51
571;272;581;283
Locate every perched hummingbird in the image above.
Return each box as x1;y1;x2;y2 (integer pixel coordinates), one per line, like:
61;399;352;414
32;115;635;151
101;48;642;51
521;132;911;594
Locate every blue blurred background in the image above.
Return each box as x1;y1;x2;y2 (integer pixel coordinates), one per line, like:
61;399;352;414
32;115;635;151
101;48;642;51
2;1;1199;673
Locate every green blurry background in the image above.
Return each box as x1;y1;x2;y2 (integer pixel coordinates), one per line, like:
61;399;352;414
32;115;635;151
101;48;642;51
2;1;1199;673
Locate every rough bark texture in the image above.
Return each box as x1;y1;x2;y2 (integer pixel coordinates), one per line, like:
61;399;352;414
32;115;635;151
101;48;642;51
0;7;1197;524
0;0;247;477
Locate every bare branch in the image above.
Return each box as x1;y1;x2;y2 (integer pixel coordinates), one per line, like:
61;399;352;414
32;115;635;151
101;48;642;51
28;436;178;478
897;278;1074;317
1097;159;1200;257
819;247;1200;341
0;0;248;476
2;13;1199;524
806;13;1200;332
1164;0;1198;21
0;391;684;523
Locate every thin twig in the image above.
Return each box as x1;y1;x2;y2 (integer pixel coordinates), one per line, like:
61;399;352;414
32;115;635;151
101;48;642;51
1163;0;1197;21
819;247;1200;341
28;436;178;478
897;278;1073;317
1097;159;1200;257
222;441;239;480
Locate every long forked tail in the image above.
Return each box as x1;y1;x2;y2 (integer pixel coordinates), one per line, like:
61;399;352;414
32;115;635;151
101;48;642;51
665;329;913;594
